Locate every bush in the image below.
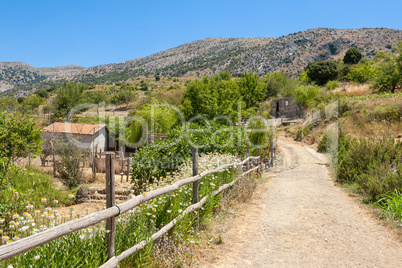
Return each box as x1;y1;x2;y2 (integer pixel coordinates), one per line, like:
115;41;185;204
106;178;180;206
295;125;312;141
305;61;338;85
343;48;362;64
373;59;400;93
55;145;84;189
263;72;299;97
337;62;351;81
317;134;327;153
326;80;339;90
337;135;402;201
248;118;274;158
346;61;376;83
34;89;49;99
130;122;250;194
292;85;321;108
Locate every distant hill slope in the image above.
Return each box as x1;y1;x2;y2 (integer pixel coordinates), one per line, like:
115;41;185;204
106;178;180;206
1;28;401;94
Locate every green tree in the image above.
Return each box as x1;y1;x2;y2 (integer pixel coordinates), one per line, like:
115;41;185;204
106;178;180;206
139;80;149;91
215;79;243;120
0;111;42;188
53;82;86;119
343;47;363;64
337;61;351;81
21;94;44;113
395;41;402;82
82;90;107;105
181;75;245;120
373;60;400;93
34;89;49;99
217;70;232;81
292;85;321;108
262;72;298;98
305;61;338;85
120;87;136;109
346;61;376;83
181;78;216;119
0;96;19;113
55;145;83;189
326;80;339;90
299;71;310;85
239;73;265;108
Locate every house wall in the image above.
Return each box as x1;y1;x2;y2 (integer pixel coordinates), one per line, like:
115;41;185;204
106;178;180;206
42;127;108;152
91;128;107;151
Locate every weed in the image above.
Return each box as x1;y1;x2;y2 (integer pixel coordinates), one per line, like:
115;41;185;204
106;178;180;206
376;190;402;222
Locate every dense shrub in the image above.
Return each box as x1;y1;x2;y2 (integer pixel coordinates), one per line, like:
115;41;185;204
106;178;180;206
346;62;376;83
317;134;327;153
326;80;339;90
343;48;363;64
0;166;72;228
292;85;321;108
262;72;299;98
55;145;84;189
305;61;338;85
337;135;401;201
373;60;400;93
130;122;251;193
337;62;351;81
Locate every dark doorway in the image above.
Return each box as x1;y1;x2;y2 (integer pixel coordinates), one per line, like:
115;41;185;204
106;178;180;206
276;101;280;116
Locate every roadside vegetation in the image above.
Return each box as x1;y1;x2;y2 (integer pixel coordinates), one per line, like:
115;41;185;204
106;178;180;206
279;43;402;223
0;40;401;266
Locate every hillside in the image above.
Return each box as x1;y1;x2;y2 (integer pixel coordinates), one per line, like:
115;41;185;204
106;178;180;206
1;28;401;94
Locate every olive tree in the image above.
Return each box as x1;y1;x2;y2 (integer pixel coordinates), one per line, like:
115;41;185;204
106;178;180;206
305;61;338;86
343;48;363;64
0;111;42;188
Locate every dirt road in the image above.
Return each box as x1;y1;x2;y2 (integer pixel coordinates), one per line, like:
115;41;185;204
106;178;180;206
196;138;402;267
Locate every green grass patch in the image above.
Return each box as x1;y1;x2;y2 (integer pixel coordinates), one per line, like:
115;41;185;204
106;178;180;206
376;190;402;222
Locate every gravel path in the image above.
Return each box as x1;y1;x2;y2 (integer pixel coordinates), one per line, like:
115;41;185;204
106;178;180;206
197;138;402;267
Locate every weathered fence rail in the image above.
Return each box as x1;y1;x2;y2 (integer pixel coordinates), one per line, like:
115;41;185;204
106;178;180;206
0;148;261;267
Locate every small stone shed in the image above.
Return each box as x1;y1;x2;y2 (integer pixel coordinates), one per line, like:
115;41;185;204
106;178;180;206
270;97;305;118
41;122;109;151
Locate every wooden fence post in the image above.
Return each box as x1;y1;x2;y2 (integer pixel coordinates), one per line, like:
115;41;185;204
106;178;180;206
192;147;199;229
51;141;56;177
246;139;250;170
106;153;116;260
126;153;131;182
92;145;97;181
271;140;274;167
257;148;261;175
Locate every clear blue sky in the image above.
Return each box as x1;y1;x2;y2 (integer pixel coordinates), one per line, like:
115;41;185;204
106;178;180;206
1;0;401;68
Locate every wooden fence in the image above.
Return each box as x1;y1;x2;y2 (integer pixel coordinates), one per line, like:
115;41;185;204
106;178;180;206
0;148;261;267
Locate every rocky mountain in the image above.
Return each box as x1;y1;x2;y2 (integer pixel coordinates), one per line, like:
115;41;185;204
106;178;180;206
0;63;85;93
1;28;401;94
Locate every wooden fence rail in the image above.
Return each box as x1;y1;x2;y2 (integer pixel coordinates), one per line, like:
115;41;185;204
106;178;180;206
0;149;261;266
100;164;261;268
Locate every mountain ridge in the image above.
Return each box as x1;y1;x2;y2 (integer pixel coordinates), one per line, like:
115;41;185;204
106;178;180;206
1;27;401;94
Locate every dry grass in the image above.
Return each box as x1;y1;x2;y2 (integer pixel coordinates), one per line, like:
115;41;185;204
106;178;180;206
341;96;402;138
335;83;371;97
150;234;193;268
281;93;401;145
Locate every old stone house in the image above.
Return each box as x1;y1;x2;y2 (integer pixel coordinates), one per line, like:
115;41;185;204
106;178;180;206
270;97;305;118
41;122;109;151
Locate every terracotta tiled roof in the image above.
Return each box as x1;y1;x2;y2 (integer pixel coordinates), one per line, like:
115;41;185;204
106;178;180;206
41;122;107;135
